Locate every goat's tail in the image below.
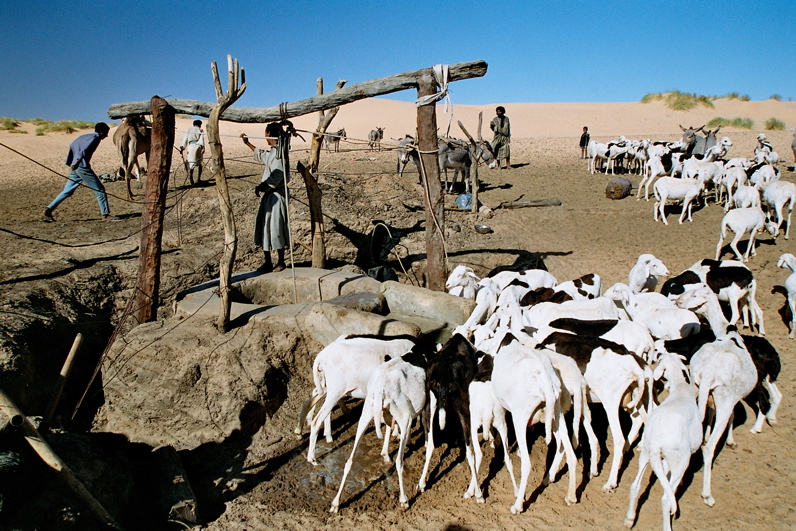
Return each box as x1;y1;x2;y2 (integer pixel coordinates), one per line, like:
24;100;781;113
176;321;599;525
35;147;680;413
649;449;678;515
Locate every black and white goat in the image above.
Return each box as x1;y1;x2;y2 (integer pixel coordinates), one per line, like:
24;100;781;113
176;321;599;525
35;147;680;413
661;259;764;335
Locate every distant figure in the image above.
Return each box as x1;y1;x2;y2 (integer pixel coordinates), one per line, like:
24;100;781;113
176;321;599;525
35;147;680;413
179;119;206;184
241;122;291;273
490;106;511;169
579;126;590;159
179;119;205;152
791;128;796;164
44;122;115;222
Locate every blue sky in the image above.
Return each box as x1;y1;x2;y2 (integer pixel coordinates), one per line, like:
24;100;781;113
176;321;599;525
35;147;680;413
1;0;794;122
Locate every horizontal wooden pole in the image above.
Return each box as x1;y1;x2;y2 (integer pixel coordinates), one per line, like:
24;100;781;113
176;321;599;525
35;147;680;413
108;60;488;122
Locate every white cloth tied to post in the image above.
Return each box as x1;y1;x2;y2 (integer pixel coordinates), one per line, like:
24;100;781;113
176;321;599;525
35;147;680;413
415;64;452;111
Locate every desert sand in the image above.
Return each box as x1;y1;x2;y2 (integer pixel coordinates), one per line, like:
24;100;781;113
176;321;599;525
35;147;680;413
1;97;795;529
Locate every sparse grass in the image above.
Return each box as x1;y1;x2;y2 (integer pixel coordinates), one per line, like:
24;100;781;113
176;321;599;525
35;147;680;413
34;120;95;136
28;117;49;126
706;117;754;129
640;90;714;111
0;117;20;131
723;92;751;101
765;117;786;130
770;94;782;101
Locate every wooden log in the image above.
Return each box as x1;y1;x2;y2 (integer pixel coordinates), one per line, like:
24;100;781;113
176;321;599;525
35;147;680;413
108;60;488;121
0;386;123;529
135;96;175;325
498;198;563;209
417;75;446;292
152;446;198;525
44;333;83;427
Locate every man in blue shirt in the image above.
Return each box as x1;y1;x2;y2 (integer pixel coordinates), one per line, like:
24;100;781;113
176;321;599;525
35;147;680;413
44;122;115;222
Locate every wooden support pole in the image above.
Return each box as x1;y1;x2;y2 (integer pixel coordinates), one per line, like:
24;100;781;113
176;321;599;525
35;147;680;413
135;96;175;324
457;120;480;212
301;78;346;268
207;56;246;333
417;75;446;291
44;333;83;426
108;60;488;121
0;386;123;530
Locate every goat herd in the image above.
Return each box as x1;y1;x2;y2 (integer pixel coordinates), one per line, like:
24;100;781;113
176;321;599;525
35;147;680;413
589;126;796;265
292;246;792;529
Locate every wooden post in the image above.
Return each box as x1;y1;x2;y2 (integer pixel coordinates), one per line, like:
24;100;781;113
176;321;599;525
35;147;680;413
207;56;246;333
301;79;346;268
417;74;446;291
135;96;174;324
457;119;481;213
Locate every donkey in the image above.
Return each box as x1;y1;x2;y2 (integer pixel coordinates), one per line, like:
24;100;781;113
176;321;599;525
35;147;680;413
680;124;720;158
439;138;494;194
368;127;384;151
113;115;151;200
325;128;346;152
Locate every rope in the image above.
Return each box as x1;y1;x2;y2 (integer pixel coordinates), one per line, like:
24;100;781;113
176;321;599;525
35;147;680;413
370;222;418;286
415;148;448;272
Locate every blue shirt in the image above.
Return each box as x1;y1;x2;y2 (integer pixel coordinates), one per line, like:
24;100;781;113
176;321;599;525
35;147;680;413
65;132;102;169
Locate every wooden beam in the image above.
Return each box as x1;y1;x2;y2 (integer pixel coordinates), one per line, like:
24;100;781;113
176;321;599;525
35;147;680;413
108;60;487;121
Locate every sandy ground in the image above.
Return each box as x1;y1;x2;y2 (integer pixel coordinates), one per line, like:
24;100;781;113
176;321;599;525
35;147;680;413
1;98;796;529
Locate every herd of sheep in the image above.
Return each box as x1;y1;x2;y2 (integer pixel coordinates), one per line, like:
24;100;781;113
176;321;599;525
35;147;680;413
592;127;795;264
289;244;793;529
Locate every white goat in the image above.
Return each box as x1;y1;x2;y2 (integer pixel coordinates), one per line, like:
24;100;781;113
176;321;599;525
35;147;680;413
702;136;733;161
624;353;702;531
653;177;703;225
690;331;756;507
538;332;650;493
628;253;669;293
675;285;783;433
589;140;610;174
776;253;796;338
446;264;480;299
715;207;777;262
607;286;701;341
330;352;426;512
760;180;796;239
491;341;576;513
297;334;417;465
724;183;760;212
718;166;748;206
638;150;684;201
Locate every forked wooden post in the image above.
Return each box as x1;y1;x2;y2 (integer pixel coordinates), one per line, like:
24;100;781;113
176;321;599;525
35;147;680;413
207;55;246;333
135;96;175;324
302;78;347;268
417;74;446;291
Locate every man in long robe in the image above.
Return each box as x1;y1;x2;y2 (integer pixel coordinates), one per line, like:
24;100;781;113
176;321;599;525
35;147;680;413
490;106;511;169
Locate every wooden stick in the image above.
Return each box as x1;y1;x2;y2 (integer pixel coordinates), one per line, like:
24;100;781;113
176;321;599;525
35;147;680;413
0;386;123;530
498;198;563;209
44;333;83;426
108;60;488;121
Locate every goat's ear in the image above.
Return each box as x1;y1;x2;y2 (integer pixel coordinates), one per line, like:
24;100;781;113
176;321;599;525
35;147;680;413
679;125;686;131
